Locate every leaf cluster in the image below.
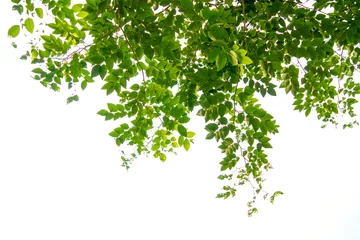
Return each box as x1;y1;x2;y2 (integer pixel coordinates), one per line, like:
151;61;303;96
8;0;360;215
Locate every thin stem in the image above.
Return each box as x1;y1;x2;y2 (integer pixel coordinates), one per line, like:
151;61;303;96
116;8;146;85
242;0;247;29
296;2;329;15
337;47;344;113
232;81;239;125
296;58;307;73
155;5;170;15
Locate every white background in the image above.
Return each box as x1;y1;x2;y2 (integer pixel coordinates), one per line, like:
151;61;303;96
1;1;360;239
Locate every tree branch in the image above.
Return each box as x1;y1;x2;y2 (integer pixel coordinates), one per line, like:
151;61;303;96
116;8;146;85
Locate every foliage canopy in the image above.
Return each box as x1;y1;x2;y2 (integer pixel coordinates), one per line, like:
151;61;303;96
8;0;360;215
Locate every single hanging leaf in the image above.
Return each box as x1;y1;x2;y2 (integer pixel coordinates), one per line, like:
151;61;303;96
91;65;100;77
187;131;195;138
8;25;20;38
184;139;190;151
35;8;43;18
24;18;35;33
268;88;276;96
99;65;107;79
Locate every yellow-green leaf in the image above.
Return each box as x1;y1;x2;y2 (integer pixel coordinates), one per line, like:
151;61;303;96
8;25;20;38
216;51;227;71
239;64;244;76
184;139;190;151
229;50;238;66
72;4;83;12
77;11;89;18
242;56;253;65
238;49;247;56
187;131;195;138
24;18;34;33
35;8;43;18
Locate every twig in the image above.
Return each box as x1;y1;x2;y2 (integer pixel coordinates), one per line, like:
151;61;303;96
232;80;239;125
241;0;247;46
155;5;170;15
116;8;146;85
242;0;247;29
55;30;121;62
296;2;329;15
337;47;344;113
296;58;306;73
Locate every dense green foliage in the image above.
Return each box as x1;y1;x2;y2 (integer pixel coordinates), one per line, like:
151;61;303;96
8;0;360;215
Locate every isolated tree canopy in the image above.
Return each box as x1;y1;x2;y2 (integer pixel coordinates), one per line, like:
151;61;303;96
8;0;360;215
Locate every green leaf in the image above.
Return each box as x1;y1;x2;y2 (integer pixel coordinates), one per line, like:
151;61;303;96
178;124;187;137
229;50;238;66
202;7;212;19
262;142;272;148
178;136;184;146
107;103;117;112
205;132;215;139
205;123;218;132
347;30;356;44
35;8;43;18
91;65;100;77
144;46;154;59
272;61;282;70
97;109;108;116
67;95;79;104
151;144;160;151
218;104;227;117
81;80;87;90
270;191;284;204
208;47;221;62
216;51;227;71
187;131;195;138
180;0;193;9
220;126;229;139
8;25;20;38
77;11;89;18
160;153;167;162
72;4;83;12
130;84;139;91
237;113;245;123
268;88;276;96
179;116;190;123
99;65;107;79
242;56;253;65
109;131;120;137
32;68;44;74
24;18;34;33
184;139;190;151
238;49;247;56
